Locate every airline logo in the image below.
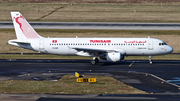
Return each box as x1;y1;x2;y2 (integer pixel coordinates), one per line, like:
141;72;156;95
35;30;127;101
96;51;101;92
52;40;57;43
90;40;111;43
13;15;24;32
124;40;147;43
13;15;40;38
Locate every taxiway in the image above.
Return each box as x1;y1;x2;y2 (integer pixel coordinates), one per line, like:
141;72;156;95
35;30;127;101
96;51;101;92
1;22;180;30
0;59;180;101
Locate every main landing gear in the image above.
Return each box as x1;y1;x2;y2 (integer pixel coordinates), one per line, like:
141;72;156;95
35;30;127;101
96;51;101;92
91;57;99;65
149;56;152;65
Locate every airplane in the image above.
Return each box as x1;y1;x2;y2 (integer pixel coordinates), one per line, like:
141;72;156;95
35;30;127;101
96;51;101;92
8;12;173;65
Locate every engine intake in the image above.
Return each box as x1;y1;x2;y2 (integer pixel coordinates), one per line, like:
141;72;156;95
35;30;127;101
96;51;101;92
106;52;121;62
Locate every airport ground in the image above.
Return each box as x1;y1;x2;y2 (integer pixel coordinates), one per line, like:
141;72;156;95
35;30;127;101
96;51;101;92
1;0;180;100
0;59;180;101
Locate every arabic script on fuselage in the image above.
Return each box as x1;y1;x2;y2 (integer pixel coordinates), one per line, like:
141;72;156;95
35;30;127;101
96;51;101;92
124;40;147;43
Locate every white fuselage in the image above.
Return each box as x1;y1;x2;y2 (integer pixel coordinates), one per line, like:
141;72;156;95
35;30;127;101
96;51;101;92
9;37;173;56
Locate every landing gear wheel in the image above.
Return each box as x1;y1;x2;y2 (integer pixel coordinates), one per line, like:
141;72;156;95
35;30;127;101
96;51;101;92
95;58;99;63
91;60;96;65
91;57;99;65
150;61;152;65
149;56;152;65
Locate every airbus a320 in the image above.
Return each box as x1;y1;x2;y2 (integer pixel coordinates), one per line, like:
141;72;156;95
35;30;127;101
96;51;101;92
8;12;173;64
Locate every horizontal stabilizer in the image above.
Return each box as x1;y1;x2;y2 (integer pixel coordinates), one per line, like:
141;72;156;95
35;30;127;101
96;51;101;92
8;39;29;44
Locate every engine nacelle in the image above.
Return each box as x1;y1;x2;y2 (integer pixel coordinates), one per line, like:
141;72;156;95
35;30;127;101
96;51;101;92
106;52;121;62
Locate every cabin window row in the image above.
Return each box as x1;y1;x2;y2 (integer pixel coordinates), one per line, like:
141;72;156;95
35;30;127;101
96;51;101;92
50;43;145;46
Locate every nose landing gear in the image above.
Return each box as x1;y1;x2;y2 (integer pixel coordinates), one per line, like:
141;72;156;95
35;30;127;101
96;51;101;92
149;56;152;65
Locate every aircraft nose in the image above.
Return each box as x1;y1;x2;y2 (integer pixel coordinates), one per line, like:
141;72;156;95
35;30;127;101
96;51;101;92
167;46;173;53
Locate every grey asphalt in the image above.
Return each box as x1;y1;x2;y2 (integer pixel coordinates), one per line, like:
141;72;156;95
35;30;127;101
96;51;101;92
0;59;180;101
1;22;180;30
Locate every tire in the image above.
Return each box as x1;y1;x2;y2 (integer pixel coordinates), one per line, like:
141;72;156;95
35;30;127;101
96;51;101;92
150;61;152;65
95;58;99;63
91;60;96;65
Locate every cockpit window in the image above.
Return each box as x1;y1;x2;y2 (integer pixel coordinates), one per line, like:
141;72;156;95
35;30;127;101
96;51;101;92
159;42;167;46
163;42;167;45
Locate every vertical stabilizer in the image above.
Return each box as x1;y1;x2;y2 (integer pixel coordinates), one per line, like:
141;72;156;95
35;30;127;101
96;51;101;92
11;12;42;40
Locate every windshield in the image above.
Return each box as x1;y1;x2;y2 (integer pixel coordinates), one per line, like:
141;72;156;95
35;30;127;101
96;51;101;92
159;42;167;46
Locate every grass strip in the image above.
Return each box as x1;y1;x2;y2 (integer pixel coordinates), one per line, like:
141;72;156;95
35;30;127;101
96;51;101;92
0;75;147;94
35;5;68;21
0;54;179;60
0;54;91;59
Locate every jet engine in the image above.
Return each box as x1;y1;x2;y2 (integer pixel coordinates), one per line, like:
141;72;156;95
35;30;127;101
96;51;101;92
100;52;123;62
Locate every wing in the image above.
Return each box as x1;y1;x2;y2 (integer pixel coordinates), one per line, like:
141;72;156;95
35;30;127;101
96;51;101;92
73;47;115;53
69;46;117;57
